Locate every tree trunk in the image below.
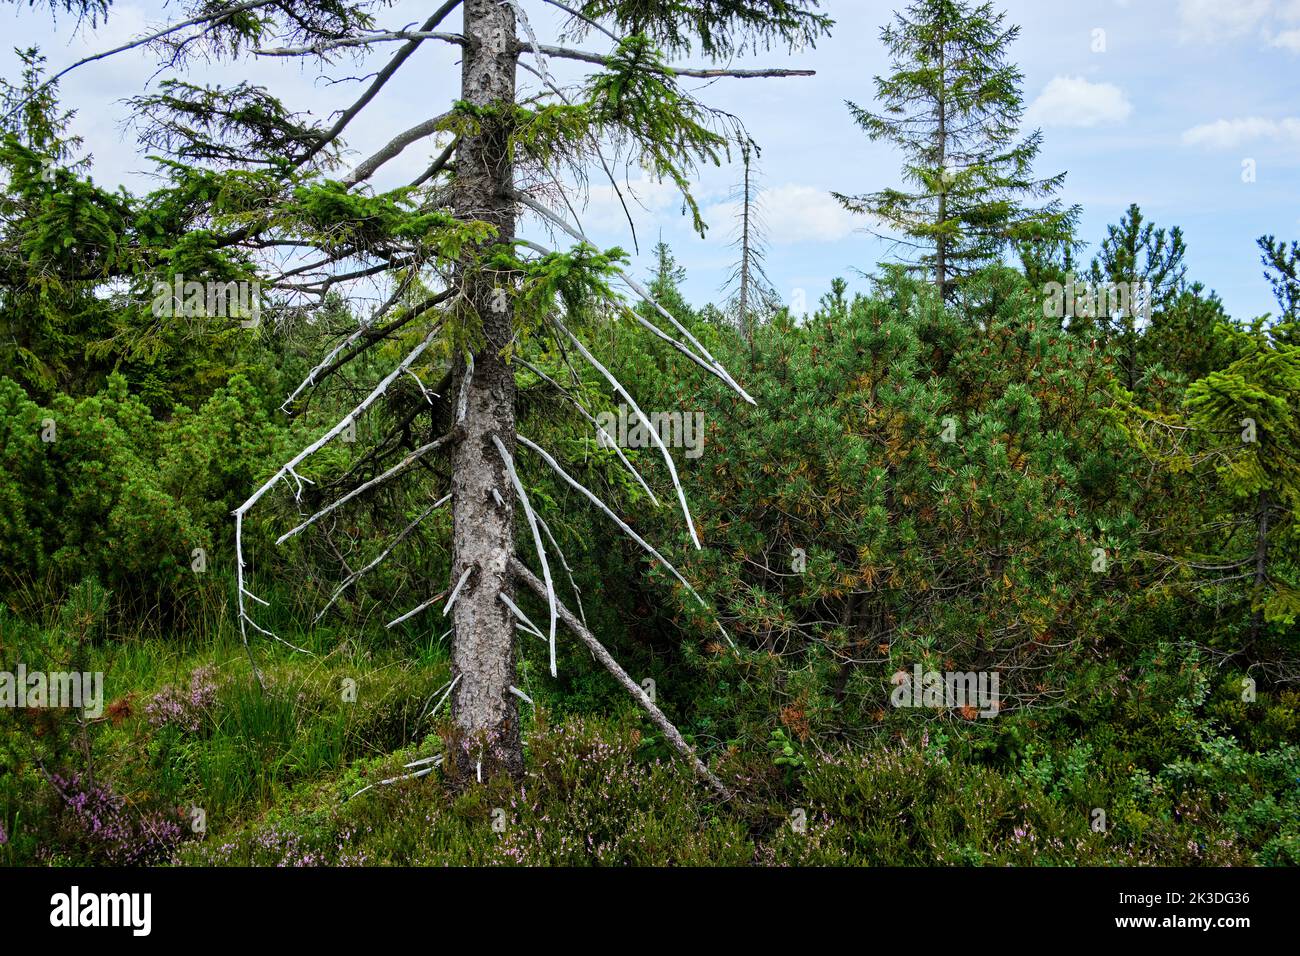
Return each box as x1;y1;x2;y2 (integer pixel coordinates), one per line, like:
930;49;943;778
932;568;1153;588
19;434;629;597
935;37;948;300
449;0;523;781
1248;489;1271;646
739;145;754;361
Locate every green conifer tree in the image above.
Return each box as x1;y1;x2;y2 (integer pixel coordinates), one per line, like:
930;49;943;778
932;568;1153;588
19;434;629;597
1186;318;1300;645
833;0;1075;299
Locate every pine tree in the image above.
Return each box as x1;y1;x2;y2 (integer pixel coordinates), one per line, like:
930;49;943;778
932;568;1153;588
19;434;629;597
1017;233;1080;298
9;0;832;786
652;267;1137;733
832;0;1074;299
1258;234;1299;322
1141;282;1236;389
1088;204;1187;308
647;238;691;316
1185;318;1300;646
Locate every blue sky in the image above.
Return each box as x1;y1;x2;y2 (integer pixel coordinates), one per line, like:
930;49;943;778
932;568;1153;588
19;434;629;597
3;0;1298;319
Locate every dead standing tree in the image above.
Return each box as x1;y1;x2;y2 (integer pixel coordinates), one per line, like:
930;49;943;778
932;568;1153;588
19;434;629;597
721;141;778;356
13;0;830;793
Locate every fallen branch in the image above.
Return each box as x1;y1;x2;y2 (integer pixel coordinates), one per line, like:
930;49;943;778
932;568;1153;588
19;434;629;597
512;557;729;798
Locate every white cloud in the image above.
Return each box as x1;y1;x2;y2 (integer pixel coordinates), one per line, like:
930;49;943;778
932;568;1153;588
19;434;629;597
1266;27;1300;48
1178;0;1273;41
707;184;863;244
1181;116;1300;147
561;176;688;234
1179;0;1300;45
1025;76;1133;128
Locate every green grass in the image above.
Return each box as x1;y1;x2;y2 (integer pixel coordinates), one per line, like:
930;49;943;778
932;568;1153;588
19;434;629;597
2;592;1297;867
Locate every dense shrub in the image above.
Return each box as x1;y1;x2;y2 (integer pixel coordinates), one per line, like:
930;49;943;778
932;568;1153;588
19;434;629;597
607;270;1140;750
0;372;289;617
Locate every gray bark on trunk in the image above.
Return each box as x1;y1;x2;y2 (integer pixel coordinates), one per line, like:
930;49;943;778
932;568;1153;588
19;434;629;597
449;0;523;780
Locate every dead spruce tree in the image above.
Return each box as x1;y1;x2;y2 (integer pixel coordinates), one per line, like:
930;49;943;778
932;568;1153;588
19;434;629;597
10;0;830;790
720;141;778;354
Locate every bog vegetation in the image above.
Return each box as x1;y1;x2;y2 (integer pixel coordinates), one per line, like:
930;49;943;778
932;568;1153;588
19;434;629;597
0;0;1297;866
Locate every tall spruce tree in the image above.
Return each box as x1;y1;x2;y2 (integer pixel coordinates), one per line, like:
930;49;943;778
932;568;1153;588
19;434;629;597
8;0;831;787
832;0;1074;298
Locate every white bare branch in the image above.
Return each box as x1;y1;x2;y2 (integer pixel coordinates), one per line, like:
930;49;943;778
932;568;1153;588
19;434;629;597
519;237;742;402
529;42;815;79
276;431;455;545
500;596;546;642
233;321;445;651
405;368;436;404
536;512;586;627
418;673;461;723
512;190;755;404
550;312;702;549
492;434;558;677
255;31;465;57
280;293;439;413
502;0;555;89
315;494;450;623
386;588;449;629
443;566;474;616
515;355;659;507
348;757;444;801
240;322;444;524
456;353;474;425
514;433;707;608
343;111;454;187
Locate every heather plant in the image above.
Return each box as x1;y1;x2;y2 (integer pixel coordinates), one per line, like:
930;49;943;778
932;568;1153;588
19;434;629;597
41;771;186;866
185;715;751;867
144;664;220;732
